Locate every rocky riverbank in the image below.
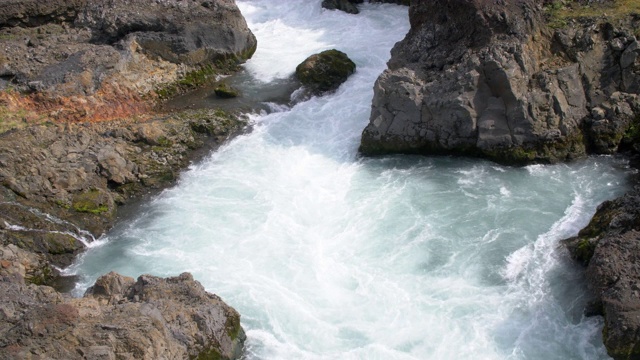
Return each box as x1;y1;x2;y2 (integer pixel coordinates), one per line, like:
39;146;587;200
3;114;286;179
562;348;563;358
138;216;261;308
0;258;245;360
359;0;640;358
0;0;256;358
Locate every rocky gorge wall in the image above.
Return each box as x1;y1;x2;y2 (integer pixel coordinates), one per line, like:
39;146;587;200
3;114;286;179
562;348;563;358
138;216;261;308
360;1;640;359
0;0;256;358
360;0;640;165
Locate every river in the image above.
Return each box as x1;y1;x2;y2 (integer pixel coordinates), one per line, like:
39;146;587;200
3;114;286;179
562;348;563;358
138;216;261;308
69;1;632;359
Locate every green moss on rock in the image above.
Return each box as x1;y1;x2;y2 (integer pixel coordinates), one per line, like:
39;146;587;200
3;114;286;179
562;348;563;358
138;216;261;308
295;49;356;94
483;132;586;165
214;83;240;99
156;64;218;100
72;189;112;215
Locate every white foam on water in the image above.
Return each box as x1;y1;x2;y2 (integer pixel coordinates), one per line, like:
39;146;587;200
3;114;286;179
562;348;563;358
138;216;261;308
67;1;632;359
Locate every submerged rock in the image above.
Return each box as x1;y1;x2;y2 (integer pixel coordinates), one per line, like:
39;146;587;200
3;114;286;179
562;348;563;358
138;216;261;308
295;49;356;95
360;0;640;165
0;265;246;360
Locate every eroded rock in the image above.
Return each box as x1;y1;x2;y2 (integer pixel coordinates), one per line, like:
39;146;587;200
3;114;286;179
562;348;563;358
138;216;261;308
0;265;245;360
565;188;640;359
360;0;640;165
295;49;356;95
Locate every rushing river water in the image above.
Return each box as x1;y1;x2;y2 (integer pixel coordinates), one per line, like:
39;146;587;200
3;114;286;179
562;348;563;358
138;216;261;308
70;1;633;359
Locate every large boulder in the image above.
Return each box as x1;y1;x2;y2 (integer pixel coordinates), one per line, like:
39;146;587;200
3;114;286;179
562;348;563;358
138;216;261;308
295;49;356;95
75;0;257;65
360;0;640;165
0;268;246;360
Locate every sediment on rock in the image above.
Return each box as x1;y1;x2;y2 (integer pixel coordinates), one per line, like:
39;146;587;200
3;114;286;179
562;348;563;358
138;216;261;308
360;0;640;165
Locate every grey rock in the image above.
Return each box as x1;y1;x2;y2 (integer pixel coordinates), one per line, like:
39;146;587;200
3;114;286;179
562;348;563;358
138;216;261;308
360;0;640;165
620;40;639;69
565;188;640;359
0;0;256;100
0;0;85;28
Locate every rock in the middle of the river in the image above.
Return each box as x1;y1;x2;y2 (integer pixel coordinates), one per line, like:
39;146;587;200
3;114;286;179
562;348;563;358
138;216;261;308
295;49;356;95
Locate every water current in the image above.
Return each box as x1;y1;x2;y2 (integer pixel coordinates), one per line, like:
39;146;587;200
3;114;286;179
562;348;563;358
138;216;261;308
69;1;634;359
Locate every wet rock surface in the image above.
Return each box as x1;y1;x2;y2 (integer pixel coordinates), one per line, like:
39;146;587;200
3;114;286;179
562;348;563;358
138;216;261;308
360;0;640;165
295;49;356;95
0;1;254;358
0;109;247;265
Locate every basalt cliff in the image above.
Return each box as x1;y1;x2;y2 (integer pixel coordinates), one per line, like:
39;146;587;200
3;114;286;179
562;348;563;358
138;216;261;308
360;0;640;165
361;1;640;359
0;0;256;358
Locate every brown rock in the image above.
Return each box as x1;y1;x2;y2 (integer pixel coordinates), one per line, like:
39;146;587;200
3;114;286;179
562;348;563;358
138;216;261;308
0;270;246;360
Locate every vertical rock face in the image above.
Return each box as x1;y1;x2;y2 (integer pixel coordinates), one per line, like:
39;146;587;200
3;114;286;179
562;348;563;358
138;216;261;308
360;0;640;164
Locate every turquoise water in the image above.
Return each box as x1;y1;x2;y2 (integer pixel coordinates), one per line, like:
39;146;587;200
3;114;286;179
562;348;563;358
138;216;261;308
69;1;632;359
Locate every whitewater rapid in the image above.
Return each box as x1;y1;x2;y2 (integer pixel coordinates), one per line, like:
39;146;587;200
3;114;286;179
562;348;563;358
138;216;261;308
70;1;632;359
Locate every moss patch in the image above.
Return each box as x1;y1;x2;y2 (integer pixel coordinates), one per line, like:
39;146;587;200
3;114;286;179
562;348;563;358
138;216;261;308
72;190;111;215
545;0;640;28
192;348;222;360
213;83;239;99
156;64;218;100
295;49;356;94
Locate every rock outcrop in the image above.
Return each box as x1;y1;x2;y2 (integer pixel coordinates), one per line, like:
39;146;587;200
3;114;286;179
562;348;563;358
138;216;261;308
565;187;640;359
0;1;253;358
321;0;409;14
0;109;247;271
360;0;640;165
295;49;356;95
0;258;245;360
0;0;256;123
361;1;640;357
